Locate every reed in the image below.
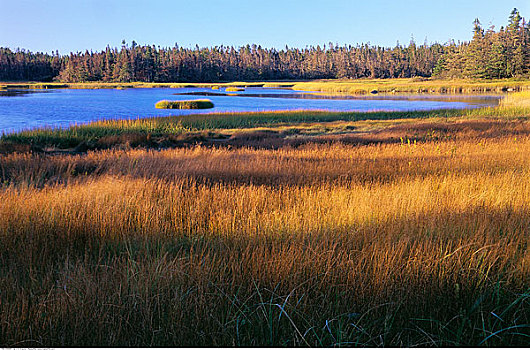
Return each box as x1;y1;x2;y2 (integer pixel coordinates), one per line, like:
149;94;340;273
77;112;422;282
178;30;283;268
1;127;530;346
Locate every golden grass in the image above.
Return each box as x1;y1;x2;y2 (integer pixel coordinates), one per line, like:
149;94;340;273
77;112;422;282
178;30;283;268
1;124;530;345
291;78;530;95
262;82;295;88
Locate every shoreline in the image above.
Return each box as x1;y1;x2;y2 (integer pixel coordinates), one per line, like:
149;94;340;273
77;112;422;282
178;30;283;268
2;77;530;95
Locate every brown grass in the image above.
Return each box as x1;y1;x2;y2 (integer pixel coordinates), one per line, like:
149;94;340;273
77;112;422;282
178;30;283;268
1;119;530;346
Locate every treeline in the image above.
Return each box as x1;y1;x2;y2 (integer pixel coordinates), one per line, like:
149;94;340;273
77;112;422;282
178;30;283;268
436;8;530;79
0;9;528;82
0;42;442;82
0;48;62;81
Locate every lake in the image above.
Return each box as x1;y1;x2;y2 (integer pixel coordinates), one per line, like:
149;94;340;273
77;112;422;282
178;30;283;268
0;87;500;134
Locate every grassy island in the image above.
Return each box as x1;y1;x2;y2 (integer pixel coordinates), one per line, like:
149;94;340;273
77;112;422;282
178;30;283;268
225;87;245;92
155;99;214;109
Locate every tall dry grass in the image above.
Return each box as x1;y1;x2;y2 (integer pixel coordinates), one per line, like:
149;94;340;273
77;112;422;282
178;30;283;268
1;132;530;346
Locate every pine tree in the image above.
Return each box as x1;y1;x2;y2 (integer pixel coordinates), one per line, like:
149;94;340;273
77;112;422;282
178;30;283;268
473;18;484;39
508;8;522;32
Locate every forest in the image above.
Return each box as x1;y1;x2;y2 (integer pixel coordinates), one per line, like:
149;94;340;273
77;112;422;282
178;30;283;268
0;8;528;82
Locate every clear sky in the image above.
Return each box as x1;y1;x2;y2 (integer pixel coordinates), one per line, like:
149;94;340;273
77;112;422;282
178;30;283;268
1;0;529;54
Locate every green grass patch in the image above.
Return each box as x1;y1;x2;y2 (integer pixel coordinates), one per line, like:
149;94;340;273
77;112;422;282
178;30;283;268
4;105;530;152
155;99;214;109
465;105;530;119
0;109;463;151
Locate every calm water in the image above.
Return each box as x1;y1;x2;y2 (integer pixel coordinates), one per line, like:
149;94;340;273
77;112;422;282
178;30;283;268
0;87;500;134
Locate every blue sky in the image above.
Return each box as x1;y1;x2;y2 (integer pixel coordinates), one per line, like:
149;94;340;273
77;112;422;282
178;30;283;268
1;0;529;54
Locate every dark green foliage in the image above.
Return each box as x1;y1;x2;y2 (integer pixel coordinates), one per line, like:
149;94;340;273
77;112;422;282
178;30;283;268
1;42;443;82
0;48;61;81
437;9;530;79
508;8;523;32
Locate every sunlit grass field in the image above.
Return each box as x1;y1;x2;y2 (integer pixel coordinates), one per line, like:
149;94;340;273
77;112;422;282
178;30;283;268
1;98;530;346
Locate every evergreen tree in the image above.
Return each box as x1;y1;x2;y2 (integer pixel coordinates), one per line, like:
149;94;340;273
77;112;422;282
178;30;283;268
473;18;484;39
508;8;522;32
435;9;529;79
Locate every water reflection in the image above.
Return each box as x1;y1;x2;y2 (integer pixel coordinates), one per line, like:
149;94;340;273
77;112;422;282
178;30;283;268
0;89;49;97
